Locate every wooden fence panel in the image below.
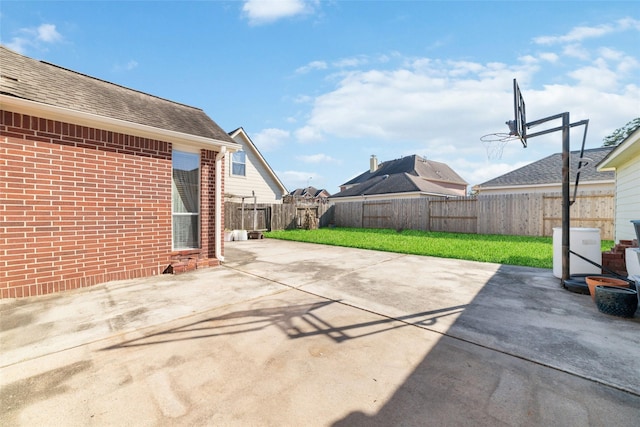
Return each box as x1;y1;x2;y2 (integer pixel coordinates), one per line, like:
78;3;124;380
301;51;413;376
392;199;429;231
362;201;392;229
542;191;614;239
429;198;477;233
225;202;333;231
477;194;543;236
332;191;613;239
334;201;363;228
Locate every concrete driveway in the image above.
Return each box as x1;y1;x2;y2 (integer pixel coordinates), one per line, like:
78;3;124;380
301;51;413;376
1;239;639;426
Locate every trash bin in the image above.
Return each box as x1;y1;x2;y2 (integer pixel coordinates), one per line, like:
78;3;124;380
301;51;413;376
553;227;601;278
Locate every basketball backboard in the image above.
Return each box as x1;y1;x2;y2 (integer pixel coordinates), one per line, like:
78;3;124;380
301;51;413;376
506;78;527;147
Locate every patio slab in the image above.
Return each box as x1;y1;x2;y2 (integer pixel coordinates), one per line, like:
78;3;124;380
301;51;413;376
1;239;639;426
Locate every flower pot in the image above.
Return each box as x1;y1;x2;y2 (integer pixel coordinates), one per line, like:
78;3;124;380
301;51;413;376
585;276;629;301
594;286;638;318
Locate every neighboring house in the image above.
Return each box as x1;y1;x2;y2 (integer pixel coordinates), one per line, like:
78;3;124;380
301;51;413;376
285;186;331;204
330;154;467;202
597;128;640;242
227;127;287;203
474;147;615;195
0;46;241;298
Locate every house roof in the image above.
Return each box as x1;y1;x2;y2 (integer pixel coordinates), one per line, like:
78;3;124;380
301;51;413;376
342;154;468;187
332;154;467;199
289;186;330;198
0;46;235;144
598;128;640;171
476;146;615;189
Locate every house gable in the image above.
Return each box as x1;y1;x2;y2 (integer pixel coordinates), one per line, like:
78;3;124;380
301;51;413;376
227;127;287;203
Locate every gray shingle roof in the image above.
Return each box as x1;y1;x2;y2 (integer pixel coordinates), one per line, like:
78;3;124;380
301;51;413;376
0;46;234;143
476;146;615;188
332;154;467;198
343;155;467;186
289;186;330;198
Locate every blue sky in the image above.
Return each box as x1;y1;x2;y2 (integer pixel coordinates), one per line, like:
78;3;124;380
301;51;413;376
2;1;639;193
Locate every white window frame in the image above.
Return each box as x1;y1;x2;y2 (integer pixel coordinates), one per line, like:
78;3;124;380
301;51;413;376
231;150;246;177
172;149;200;250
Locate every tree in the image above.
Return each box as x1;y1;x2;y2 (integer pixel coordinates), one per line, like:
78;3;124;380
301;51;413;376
602;117;640;146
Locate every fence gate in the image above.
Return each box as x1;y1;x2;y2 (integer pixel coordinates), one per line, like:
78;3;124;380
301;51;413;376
429;198;477;233
362;201;392;229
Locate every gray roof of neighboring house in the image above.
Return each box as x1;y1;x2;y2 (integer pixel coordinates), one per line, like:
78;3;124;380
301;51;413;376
332;154;467;198
289;186;330;198
476;146;615;188
0;46;234;143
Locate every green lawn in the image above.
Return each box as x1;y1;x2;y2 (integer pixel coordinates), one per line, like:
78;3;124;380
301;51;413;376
264;228;614;269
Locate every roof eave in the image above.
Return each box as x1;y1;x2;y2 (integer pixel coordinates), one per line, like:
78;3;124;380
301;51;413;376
475;179;614;191
1;94;242;153
597;128;640;171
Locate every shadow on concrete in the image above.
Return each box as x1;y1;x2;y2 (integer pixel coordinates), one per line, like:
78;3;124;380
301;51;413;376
102;300;466;350
331;264;640;426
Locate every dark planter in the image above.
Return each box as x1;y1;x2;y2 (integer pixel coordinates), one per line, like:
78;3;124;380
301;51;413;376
594;285;638;318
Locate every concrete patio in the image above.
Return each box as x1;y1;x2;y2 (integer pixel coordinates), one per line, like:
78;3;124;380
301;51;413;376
1;239;639;426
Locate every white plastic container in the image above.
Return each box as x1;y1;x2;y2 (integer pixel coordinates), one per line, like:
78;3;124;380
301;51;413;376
234;230;248;241
553;227;601;278
625;248;640;276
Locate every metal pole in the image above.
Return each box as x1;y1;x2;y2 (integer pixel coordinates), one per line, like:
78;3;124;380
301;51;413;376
252;191;257;231
561;112;571;283
241;197;245;230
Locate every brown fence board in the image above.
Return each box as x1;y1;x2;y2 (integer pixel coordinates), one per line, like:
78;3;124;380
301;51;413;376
333;191;613;239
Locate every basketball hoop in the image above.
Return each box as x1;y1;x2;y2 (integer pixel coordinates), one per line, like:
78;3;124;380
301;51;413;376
480;132;520;160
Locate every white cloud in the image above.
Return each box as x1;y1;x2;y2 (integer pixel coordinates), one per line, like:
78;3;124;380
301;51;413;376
534;17;639;45
252;128;290;151
295;60;327;74
288;48;638;187
539;52;559;63
294;125;324;142
242;0;315;25
561;43;590;60
568;64;619;91
534;23;615;45
5;23;63;54
296;153;340;164
36;23;62;43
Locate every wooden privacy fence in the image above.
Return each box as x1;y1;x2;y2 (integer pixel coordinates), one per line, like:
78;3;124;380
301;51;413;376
333;191;614;239
224;202;334;231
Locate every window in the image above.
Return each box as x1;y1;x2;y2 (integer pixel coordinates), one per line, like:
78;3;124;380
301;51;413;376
172;150;200;249
231;150;246;176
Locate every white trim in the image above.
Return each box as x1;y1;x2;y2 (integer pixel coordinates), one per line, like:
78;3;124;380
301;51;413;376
1;94;242;153
474;179;614;192
330;191;453;202
597;128;640;171
215;147;226;262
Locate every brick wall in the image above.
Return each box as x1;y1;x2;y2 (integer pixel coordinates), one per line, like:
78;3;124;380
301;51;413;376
0;110;221;298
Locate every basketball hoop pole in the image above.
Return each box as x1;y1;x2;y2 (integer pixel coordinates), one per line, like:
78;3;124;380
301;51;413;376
561;113;571;282
507;79;590;285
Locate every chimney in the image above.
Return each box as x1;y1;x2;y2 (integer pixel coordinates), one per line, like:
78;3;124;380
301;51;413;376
370;155;378;173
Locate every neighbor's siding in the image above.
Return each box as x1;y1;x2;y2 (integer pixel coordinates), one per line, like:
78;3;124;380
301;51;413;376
0;110;220;298
226;134;285;204
614;158;640;242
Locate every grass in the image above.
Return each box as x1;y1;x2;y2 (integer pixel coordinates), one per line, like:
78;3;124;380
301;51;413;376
264;227;614;269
